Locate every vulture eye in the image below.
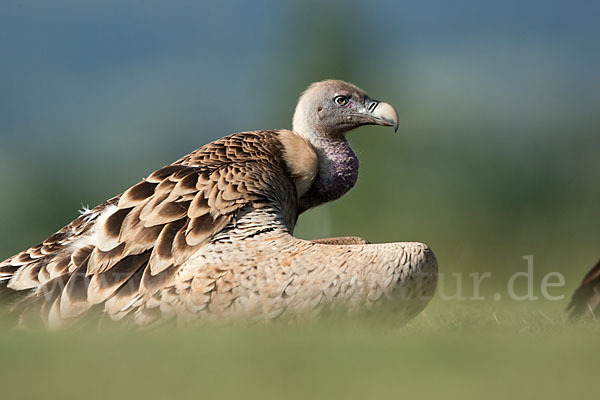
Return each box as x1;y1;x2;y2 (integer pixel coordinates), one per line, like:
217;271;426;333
334;95;350;107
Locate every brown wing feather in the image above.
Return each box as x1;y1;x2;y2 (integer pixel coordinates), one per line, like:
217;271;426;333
568;259;600;319
1;130;308;327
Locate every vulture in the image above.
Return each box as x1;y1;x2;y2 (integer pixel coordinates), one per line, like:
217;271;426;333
568;259;600;319
0;80;438;329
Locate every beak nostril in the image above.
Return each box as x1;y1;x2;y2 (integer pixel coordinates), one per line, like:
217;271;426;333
368;101;378;113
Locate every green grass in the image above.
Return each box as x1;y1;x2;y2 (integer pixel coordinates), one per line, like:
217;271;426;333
1;299;598;400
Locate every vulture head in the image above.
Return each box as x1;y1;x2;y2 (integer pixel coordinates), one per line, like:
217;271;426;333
292;79;399;211
292;79;399;140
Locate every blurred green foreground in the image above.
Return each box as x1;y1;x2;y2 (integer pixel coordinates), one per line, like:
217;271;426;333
1;299;598;400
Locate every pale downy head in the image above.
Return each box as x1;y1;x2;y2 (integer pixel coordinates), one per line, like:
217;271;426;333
292;79;399;141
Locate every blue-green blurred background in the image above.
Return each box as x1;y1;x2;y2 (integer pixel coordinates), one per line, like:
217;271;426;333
1;0;599;300
2;2;600;399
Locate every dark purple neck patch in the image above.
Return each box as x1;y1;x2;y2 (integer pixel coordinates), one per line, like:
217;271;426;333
298;137;359;213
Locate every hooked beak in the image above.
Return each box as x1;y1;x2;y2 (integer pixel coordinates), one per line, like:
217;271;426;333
364;97;399;132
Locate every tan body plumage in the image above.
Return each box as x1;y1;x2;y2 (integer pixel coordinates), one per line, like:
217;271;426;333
0;80;437;328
